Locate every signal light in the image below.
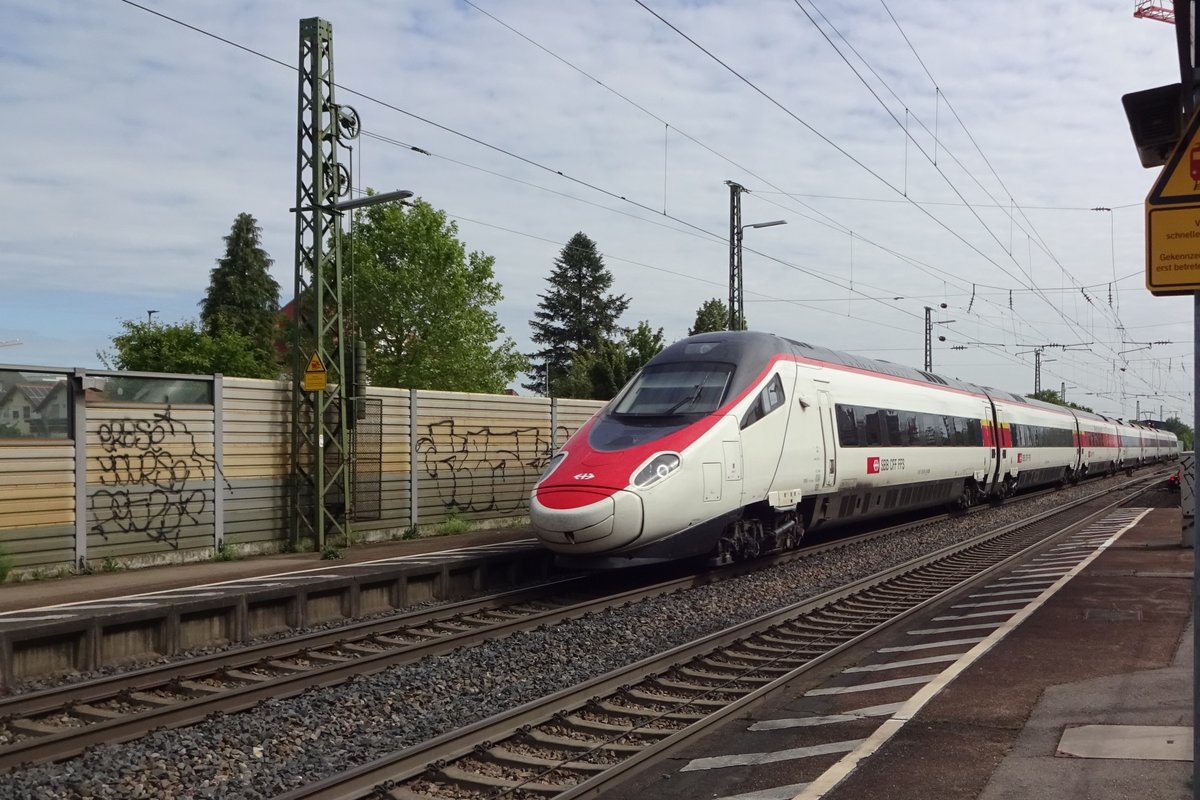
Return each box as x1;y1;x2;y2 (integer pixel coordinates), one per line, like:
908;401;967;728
1121;83;1183;168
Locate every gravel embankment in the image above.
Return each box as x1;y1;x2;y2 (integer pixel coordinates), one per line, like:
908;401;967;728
0;477;1156;799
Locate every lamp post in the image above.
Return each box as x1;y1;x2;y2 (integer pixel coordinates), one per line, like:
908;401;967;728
923;304;954;372
731;219;786;330
726;180;786;331
146;310;158;325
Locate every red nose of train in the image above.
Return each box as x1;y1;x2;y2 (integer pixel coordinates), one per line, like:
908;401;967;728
530;484;645;553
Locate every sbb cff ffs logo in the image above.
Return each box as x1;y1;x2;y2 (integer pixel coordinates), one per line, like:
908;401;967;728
866;456;905;474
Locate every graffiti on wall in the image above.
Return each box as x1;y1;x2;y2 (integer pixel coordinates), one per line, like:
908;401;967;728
416;419;570;514
89;406;218;549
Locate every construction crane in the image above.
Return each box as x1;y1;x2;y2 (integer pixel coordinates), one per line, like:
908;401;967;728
1135;1;1175;23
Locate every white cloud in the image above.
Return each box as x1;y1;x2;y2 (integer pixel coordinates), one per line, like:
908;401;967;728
0;0;1192;423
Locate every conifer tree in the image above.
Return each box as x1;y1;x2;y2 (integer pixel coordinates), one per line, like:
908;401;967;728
199;213;281;374
527;232;629;394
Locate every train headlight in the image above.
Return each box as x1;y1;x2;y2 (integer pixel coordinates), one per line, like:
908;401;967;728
632;453;681;489
539;452;567;483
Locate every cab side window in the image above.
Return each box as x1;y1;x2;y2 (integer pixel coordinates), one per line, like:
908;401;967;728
741;374;785;429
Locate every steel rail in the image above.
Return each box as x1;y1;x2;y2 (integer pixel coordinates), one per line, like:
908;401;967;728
0;469;1167;774
272;475;1161;800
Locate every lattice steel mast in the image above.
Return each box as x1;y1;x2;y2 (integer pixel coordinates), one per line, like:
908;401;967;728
290;17;353;550
726;180;746;331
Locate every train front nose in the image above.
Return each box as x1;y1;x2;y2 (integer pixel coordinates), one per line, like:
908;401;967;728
530;487;644;553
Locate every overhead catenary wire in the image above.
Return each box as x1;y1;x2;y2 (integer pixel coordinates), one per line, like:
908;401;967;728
113;0;1184;419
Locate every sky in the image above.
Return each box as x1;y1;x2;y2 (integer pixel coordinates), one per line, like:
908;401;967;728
0;0;1195;426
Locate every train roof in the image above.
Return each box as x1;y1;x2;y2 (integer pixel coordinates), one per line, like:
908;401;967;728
658;333;1177;438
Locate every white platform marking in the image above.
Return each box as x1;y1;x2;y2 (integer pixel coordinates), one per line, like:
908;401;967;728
749;703;904;731
968;588;1045;599
0;538;540;617
714;783;811;800
843;653;963;673
804;674;938;696
932;609;1020;621
951;598;1031;609
791;508;1152;800
907;622;1003;635
879;637;985;653
680;739;864;771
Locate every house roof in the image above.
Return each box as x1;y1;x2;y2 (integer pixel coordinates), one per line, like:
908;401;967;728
0;381;66;411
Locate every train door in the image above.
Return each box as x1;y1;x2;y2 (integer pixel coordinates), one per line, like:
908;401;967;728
817;389;837;488
739;370;794;505
982;397;1001;492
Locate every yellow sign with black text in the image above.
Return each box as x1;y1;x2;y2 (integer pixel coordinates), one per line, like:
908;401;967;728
1147;107;1200;295
303;351;327;392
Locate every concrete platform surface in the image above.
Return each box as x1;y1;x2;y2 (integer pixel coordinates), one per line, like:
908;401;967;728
0;527;536;614
824;506;1194;800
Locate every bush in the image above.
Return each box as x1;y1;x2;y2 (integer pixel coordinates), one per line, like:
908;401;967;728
436;513;471;536
214;542;242;562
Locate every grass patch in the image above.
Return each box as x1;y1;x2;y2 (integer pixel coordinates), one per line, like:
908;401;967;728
214;542;242;562
435;513;471;536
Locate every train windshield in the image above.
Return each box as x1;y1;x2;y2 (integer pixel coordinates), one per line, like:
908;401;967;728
611;361;734;417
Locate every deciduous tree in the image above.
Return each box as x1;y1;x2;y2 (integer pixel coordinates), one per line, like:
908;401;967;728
100;319;274;377
344;197;526;392
558;321;664;400
689;298;738;335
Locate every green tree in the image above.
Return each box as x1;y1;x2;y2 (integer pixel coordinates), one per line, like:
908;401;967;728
99;319;276;377
527;232;629;394
625;320;665;371
690;298;740;335
345;197;526;392
557;322;664;400
199;213;281;375
1027;389;1093;413
1160;416;1194;450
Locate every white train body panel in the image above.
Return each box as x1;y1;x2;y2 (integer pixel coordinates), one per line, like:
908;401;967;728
530;332;1179;566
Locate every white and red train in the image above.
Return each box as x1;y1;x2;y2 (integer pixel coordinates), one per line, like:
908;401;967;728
531;331;1179;566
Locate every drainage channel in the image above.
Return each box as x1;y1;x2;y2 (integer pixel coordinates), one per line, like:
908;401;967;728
276;480;1155;800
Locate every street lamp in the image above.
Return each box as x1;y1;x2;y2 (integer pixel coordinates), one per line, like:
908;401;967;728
146;310;159;324
730;216;787;330
331;189;413;213
923;304;954;372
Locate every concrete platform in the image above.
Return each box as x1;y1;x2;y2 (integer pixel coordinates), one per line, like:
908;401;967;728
824;506;1194;800
0;527;547;690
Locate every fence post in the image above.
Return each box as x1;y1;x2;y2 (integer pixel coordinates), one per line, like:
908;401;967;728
409;388;418;532
72;368;88;568
550;396;558;451
213;373;224;551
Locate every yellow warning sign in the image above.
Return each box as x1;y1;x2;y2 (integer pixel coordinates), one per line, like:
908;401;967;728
1147;107;1200;295
303;351;327;392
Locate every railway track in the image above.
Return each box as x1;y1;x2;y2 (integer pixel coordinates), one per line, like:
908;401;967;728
0;471;1164;776
0;520;916;770
274;474;1162;800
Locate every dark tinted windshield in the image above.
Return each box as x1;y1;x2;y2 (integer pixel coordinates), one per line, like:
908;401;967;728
612;361;733;416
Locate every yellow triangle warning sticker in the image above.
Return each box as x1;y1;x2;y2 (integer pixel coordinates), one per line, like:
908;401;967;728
1148;106;1200;205
305;352;326;374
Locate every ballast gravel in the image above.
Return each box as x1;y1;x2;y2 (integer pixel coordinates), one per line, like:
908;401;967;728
0;479;1149;799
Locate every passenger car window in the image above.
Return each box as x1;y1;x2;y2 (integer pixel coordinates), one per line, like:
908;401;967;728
741;374;785;429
